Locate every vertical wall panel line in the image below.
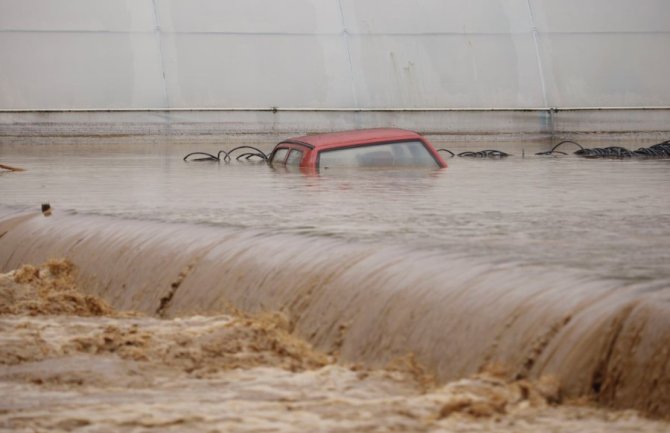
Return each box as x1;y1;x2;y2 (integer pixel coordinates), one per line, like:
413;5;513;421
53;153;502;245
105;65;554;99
336;0;358;109
151;0;170;108
526;0;549;110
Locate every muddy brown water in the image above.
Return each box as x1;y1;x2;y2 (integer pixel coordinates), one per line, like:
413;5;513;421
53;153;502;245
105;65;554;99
1;137;670;429
0;259;669;432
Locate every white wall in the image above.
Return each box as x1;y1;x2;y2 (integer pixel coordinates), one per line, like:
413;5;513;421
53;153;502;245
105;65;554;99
0;0;669;109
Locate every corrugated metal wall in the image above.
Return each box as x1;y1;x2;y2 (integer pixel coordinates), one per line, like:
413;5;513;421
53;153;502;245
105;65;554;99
1;0;669;110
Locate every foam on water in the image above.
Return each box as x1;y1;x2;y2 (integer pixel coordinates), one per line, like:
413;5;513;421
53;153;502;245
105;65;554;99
1;261;668;432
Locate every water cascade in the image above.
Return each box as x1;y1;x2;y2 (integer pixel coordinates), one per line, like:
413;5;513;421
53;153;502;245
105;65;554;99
1;208;668;417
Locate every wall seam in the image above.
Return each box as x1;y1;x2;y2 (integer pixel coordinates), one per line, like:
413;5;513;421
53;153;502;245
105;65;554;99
336;0;359;109
151;0;170;108
525;0;549;109
525;0;553;137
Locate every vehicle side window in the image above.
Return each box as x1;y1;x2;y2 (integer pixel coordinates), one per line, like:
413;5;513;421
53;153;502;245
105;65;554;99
286;149;303;166
271;148;289;165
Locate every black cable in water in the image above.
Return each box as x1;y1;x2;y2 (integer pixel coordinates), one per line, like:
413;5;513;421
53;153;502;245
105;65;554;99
484;149;510;158
458;150;510;158
222;146;269;162
436;148;510;158
537;139;670;159
183;152;219;162
217;150;230;161
183;146;268;162
236;152;267;161
436;148;455;157
535;140;584;156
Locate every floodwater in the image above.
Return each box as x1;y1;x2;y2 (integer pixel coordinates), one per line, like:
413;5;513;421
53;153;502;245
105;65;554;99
0;259;668;432
1;138;669;283
1;136;670;431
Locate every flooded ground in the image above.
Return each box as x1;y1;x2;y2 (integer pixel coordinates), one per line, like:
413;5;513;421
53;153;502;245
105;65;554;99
1;135;670;430
1;137;669;283
1;260;669;433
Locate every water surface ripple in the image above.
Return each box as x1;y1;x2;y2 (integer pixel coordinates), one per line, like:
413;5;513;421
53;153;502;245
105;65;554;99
1;140;669;283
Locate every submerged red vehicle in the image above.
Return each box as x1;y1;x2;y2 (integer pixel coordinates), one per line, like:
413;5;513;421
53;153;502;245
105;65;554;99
269;128;447;169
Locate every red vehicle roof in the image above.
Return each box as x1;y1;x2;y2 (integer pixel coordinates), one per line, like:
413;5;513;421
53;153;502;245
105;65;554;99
272;127;447;169
280;128;424;151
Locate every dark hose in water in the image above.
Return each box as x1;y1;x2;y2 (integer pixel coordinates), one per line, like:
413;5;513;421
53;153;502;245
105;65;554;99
456;149;510;158
0;208;669;418
536;139;670;158
436;148;510;158
183;146;268;162
437;139;670;159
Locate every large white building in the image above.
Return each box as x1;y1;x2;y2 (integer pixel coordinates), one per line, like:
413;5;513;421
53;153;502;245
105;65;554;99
1;0;669;137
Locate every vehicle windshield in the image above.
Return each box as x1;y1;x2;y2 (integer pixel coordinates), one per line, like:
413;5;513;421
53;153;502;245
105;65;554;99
318;140;439;168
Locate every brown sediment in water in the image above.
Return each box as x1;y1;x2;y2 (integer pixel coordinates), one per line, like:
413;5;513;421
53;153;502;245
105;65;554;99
0;209;669;420
1;262;669;432
0;259;113;317
0;260;328;373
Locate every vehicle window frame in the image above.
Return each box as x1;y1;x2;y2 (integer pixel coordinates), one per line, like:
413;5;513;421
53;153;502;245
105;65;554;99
270;141;313;166
316;139;441;169
270;147;289;165
286;149;304;166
